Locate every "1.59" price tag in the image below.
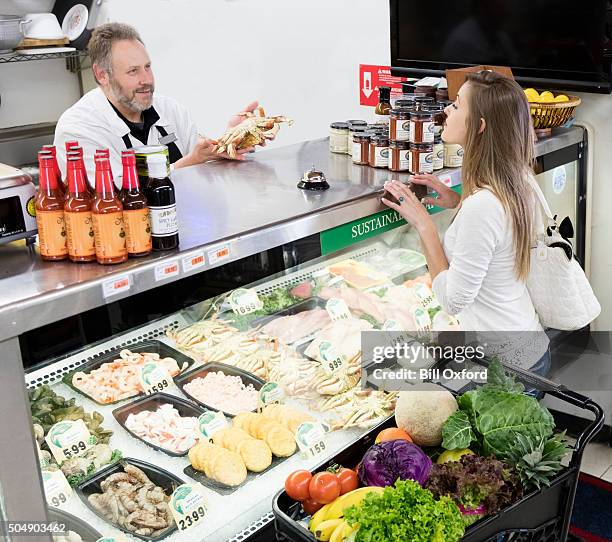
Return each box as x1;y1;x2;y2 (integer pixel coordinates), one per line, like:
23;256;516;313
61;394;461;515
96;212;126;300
295;422;328;459
170;484;208;532
228;288;263;316
45;420;94;464
42;469;73;508
139;362;172;395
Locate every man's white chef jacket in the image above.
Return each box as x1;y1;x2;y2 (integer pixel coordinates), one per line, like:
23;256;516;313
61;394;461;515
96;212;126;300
54;87;199;182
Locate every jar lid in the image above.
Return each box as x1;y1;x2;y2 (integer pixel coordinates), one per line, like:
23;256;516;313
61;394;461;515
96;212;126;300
330;122;349;129
410;110;434;118
434;135;443;143
349;125;368;133
414;96;435;103
410;142;434;149
354;132;371;141
422;104;444;112
346;119;367;126
371;135;389;145
389;140;410;149
394;99;416;108
390;107;412;116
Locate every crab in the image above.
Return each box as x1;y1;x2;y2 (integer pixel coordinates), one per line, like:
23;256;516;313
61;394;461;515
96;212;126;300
267;352;320;397
310;354;362;396
317;389;398;430
215;106;293;158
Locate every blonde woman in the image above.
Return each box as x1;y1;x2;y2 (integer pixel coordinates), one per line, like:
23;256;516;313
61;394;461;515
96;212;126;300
382;71;549;374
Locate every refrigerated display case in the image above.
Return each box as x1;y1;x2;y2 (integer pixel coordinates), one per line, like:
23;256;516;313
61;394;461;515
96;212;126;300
0;128;587;542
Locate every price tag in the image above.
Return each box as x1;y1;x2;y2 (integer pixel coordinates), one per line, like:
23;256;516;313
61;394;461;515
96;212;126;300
228;288;263;316
295;422;328;459
319;341;346;375
325;298;352;321
102;274;131;298
155;259;180;281
96;537;129;542
45;420;93;464
412;306;432;331
182;251;206;273
208;244;230;265
139;362;172;395
170;484;208;532
326;275;345;287
382;319;401;331
413;284;440;310
42;469;72;508
259;382;284;408
197;411;228;440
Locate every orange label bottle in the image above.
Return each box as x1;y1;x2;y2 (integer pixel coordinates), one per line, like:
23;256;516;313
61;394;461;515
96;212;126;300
36;155;67;260
64;157;95;262
42;144;67;197
92;156;128;264
120;150;152;257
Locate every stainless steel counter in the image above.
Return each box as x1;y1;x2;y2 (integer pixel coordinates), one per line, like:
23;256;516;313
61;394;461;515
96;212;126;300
0;127;584;340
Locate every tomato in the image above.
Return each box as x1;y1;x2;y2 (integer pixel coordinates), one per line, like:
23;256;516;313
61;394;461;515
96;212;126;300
308;472;341;504
302;498;324;516
375;427;413;444
336;468;359;495
285;470;313;501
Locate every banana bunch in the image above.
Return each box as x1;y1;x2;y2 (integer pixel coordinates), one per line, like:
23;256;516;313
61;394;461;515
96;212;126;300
309;487;384;541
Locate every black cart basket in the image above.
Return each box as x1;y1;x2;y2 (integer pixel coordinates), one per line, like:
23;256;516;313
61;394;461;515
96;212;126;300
272;364;605;542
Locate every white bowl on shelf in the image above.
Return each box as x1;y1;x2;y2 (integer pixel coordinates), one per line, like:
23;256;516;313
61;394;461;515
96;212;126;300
22;13;65;40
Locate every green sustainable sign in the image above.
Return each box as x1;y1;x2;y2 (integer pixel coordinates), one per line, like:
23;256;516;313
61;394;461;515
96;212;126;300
320;185;462;255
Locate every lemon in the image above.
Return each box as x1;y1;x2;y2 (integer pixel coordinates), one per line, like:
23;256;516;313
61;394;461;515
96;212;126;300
539;91;555;103
437;449;474;464
524;88;540;103
554;94;569;102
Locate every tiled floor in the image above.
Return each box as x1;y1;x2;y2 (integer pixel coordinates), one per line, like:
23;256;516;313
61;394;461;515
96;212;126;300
579;441;612;479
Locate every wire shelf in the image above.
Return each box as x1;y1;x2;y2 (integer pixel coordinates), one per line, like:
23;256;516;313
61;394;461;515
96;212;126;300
0;49;88;64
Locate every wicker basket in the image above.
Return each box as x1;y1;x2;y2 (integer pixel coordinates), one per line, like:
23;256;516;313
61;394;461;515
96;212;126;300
530;95;581;129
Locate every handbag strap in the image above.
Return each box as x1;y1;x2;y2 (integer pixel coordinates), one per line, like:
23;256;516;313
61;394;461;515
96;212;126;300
528;176;556;229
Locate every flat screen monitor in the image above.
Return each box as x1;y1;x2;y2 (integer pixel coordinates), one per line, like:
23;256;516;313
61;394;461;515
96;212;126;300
390;0;611;93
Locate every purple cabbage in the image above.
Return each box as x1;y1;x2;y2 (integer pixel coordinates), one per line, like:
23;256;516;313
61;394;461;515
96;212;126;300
358;440;432;487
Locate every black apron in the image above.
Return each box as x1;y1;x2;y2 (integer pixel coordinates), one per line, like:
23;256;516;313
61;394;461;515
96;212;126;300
121;125;184;164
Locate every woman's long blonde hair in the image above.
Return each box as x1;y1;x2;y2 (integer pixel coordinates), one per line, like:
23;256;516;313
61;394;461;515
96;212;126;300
461;71;536;281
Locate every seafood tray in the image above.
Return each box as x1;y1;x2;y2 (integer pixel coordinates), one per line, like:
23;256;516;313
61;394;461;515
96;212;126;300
112;393;204;457
183;454;289;497
48;506;102;541
76;458;184;542
249;297;327;331
174;362;265;418
62;341;195;406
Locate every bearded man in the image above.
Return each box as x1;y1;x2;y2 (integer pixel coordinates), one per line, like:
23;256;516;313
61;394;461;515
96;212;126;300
54;22;259;180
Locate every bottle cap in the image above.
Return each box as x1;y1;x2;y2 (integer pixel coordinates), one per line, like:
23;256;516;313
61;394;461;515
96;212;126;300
147;154;168;179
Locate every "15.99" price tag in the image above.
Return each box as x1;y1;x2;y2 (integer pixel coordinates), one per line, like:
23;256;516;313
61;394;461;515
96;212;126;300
45;420;93;464
42;469;73;508
170;484;208;532
139;362;172;395
295;422;328;459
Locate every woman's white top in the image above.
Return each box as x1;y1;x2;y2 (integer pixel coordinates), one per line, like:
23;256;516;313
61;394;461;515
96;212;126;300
432;188;548;367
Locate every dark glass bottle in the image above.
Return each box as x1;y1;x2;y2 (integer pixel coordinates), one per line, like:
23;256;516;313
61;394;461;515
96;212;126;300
144;154;179;251
120;151;152;257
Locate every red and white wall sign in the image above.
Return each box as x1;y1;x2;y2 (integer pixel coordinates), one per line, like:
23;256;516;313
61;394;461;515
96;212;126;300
359;64;408;106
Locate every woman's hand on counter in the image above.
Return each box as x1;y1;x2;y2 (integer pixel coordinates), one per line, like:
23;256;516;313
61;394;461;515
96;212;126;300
411;174;461;209
382;180;435;235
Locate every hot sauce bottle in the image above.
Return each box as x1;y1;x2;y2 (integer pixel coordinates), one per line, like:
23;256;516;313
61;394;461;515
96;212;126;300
74;146;95;196
35;155;67;261
41;144;66;197
145;154;179;251
91;156;128;265
119;150;152;257
64;157;96;263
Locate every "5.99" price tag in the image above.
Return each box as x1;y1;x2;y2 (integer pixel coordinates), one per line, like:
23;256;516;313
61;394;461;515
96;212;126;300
45;420;93;464
42;469;73;508
170;484;208;532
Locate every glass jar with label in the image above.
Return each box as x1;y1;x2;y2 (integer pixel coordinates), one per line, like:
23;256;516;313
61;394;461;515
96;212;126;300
409;142;434;174
347;125;367;156
444;143;464;168
389;108;411;142
423;104;445;138
410;111;435;144
389;141;410;172
369;135;389;168
352;132;371;165
433;137;444;171
329;122;349;154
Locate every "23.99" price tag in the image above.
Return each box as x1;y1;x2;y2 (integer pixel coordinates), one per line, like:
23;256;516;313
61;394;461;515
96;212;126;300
170;484;208;532
45;420;93;464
